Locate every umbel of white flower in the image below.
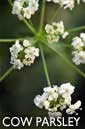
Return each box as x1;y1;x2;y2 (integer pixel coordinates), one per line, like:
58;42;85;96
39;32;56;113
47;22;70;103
12;0;39;19
10;40;39;70
34;83;81;116
45;21;69;43
71;33;85;65
12;0;85;19
46;0;85;10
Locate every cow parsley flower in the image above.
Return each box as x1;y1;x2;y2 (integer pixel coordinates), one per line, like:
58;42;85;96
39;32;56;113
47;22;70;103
59;83;75;98
45;21;69;43
10;39;39;70
83;0;85;2
12;0;39;19
71;37;84;50
72;51;85;65
66;100;81;115
34;82;81;116
71;33;85;65
46;0;85;10
60;0;75;10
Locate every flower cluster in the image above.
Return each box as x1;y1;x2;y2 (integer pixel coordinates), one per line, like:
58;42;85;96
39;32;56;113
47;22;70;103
12;0;39;19
10;40;39;70
45;21;69;43
71;33;85;65
34;83;81;116
46;0;85;10
12;0;85;18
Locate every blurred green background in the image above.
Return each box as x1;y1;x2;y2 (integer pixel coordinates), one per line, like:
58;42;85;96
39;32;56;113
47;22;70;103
0;0;85;129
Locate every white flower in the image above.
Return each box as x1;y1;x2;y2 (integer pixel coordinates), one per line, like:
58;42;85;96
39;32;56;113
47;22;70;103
82;0;85;3
53;0;59;3
80;33;85;42
64;96;71;105
44;86;58;101
23;40;30;47
48;106;58;112
34;92;49;108
29;0;39;14
46;0;85;10
66;100;81;114
62;32;69;39
47;35;60;43
10;40;39;69
12;59;24;70
44;86;53;92
72;37;84;50
71;33;85;65
46;0;52;2
59;83;75;96
46;0;74;10
12;1;22;15
34;95;43;108
45;24;54;34
44;85;58;93
72;51;85;65
34;83;81;116
52;21;64;34
31;47;39;57
60;105;66;111
34;85;60;112
43;100;50;109
23;7;32;19
12;0;39;19
76;0;80;4
60;0;75;10
10;40;23;54
45;21;68;43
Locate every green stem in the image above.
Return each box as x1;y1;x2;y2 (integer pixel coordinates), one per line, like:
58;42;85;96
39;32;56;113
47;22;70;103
8;0;13;6
29;20;35;29
49;6;59;23
8;0;36;36
0;67;13;82
22;18;36;35
39;0;46;32
0;38;24;43
59;43;72;48
39;44;51;86
67;26;85;33
45;43;85;78
29;38;39;46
